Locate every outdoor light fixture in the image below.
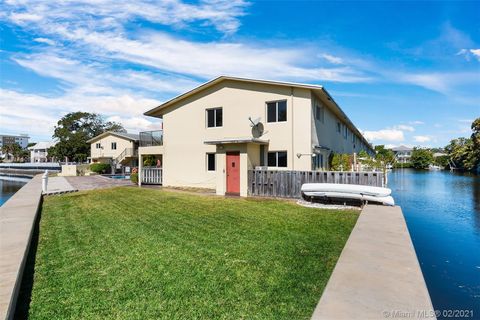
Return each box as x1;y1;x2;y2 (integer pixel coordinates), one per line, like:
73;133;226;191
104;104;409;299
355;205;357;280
296;153;316;158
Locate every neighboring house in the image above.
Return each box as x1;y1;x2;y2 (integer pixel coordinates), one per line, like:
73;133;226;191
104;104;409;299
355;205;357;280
28;141;57;162
0;133;29;159
391;145;413;163
87;131;139;171
139;76;374;196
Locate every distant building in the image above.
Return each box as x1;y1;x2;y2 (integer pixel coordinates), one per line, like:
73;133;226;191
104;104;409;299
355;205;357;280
87;131;139;171
391;145;413;163
0;133;30;159
28;141;57;163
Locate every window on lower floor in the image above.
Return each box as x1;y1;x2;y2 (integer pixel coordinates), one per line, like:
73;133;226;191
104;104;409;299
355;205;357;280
111;142;117;150
206;153;216;171
267;151;287;167
312;153;324;170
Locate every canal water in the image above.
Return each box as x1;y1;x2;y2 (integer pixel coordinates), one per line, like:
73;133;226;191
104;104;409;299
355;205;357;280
389;169;480;317
0;177;28;206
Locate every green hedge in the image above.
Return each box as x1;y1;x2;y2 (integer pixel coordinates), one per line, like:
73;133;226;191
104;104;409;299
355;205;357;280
90;163;111;174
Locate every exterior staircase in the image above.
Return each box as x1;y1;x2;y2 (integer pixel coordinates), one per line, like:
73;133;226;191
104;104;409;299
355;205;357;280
115;148;138;165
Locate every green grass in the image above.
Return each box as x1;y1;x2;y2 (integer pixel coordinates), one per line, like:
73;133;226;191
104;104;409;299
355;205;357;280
27;187;358;320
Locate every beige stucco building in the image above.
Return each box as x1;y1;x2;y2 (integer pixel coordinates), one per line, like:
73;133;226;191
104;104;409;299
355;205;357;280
88;131;139;171
139;76;374;196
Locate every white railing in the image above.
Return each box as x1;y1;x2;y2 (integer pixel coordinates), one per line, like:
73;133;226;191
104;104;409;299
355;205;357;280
141;167;162;184
115;148;138;164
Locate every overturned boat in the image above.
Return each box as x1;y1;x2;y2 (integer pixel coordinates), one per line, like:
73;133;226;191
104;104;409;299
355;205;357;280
301;183;395;206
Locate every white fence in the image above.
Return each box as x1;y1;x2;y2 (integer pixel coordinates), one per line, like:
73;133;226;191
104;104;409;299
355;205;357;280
141;167;162;184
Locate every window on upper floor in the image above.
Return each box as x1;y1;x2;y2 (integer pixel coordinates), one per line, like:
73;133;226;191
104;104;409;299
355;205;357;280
206;108;223;128
96;143;101;149
267;151;287;167
111;142;117;150
267;100;287;123
315;104;325;123
206;153;216;171
344;126;348;139
337;122;341;133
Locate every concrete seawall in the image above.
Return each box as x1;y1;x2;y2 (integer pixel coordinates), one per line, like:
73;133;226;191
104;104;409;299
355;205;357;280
311;205;435;319
0;176;42;320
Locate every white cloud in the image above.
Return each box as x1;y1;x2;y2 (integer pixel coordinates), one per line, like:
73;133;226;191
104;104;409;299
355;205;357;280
395;125;415;132
33;37;56;45
457;48;480;62
413;135;431;143
321;53;344;64
409;120;424;125
0;88;162;138
458;119;473;123
363;129;405;142
4;0;250;35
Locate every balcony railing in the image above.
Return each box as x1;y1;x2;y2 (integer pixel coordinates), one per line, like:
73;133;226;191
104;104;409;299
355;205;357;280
140;130;163;147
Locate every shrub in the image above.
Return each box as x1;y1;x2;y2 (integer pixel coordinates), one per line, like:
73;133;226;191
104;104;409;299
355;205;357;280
90;163;111;174
330;153;351;171
130;172;138;184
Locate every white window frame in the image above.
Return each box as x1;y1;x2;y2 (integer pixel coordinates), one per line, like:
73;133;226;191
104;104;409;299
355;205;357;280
206;107;223;128
111;142;117;150
267;151;288;167
96;143;101;149
206;153;216;171
266;100;287;123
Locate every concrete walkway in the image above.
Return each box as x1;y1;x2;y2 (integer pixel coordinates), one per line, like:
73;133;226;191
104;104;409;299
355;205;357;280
0;175;42;320
43;176;77;195
66;175;133;191
311;205;435;320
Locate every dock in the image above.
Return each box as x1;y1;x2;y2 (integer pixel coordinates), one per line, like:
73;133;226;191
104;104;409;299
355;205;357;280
311;205;435;320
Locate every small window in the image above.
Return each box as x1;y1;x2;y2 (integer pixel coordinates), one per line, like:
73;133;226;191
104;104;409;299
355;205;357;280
267;100;287;122
337;122;341;133
312;153;324;170
111;142;117;150
344;126;348;139
267;151;287;167
96;143;101;149
206;108;223;128
315;104;325;123
206;153;216;171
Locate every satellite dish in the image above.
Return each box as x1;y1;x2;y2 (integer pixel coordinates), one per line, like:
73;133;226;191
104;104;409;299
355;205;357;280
252;122;264;138
249;116;267;138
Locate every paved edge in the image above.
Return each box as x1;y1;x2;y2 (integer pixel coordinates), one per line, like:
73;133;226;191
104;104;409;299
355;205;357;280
311;205;435;320
0;175;42;320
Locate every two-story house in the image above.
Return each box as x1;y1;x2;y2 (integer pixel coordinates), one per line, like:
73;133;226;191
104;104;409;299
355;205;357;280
88;131;139;171
391;145;413;164
139;76;374;196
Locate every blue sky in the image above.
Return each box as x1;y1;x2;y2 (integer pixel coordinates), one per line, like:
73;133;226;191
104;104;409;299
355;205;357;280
0;0;479;147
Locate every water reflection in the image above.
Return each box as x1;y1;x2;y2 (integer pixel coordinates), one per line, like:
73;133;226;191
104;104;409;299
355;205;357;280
0;178;27;206
389;169;480;317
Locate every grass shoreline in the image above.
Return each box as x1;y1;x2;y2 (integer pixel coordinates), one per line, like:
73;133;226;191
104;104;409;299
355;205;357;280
24;187;358;319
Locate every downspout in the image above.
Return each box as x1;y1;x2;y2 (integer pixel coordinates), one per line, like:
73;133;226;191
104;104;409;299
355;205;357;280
291;87;295;170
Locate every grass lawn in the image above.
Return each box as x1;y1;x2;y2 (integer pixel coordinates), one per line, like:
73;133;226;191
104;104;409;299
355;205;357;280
26;187;358;319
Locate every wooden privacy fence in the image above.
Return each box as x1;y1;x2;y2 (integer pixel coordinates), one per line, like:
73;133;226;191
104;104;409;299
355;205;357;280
248;170;384;198
141;167;162;184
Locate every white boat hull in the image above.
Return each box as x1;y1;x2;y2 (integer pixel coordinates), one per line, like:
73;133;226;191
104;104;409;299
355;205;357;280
301;183;391;197
302;191;395;206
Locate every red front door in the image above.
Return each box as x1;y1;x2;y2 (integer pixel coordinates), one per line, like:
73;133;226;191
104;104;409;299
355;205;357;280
226;152;240;194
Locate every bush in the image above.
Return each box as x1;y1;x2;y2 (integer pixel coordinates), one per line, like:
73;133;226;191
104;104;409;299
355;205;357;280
330;153;351;171
90;163;111;174
130;172;138;184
